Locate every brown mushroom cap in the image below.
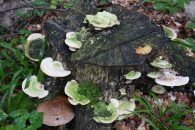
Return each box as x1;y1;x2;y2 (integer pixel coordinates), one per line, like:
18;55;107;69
37;96;75;126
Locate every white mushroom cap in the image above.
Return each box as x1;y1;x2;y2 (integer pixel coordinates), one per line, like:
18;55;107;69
27;33;45;42
151;85;166;94
155;72;189;87
40;57;71;77
37;96;75;126
124;71;141;80
22;75;49;98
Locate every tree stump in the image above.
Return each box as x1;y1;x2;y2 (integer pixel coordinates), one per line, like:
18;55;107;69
43;0;195;130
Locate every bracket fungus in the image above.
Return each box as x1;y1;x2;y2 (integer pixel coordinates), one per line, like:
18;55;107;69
22;75;49;98
37;96;75;126
155;71;189;87
85;11;120;30
151;56;172;69
25;33;45;61
110;98;136;120
65;32;82;51
151;85;166;94
64;80;90;105
162;25;177;40
124;71;141;84
147;71;162;79
93;102;118;124
40;57;71;77
119;88;126;96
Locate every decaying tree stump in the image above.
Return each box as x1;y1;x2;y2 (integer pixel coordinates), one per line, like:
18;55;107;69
43;0;195;130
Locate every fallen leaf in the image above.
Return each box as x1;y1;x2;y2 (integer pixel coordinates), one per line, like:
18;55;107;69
135;45;152;55
115;122;135;130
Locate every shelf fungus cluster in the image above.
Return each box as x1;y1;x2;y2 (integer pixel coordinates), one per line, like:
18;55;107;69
84;11;120;30
65;32;82;51
147;56;189;93
110;98;136;120
151;85;166;94
22;57;71;99
64;80;90;105
124;71;141;84
40;57;71;77
22;75;49;98
64;80;136;124
93;102;118;124
155;71;189;88
93;98;136;124
25;33;45;61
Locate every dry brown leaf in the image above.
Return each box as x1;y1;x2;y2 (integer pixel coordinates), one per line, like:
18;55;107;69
135;45;152;55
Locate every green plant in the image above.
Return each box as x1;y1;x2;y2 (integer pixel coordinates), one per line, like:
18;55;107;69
144;0;190;15
16;0;79;19
78;81;101;104
173;38;195;50
16;0;48;18
134;93;195;130
50;0;78;9
173;18;195;50
0;109;43;130
0;92;43;129
0;29;45;129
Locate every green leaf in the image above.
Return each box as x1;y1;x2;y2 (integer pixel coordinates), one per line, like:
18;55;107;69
16;9;26;17
31;0;48;6
173;38;195;50
186;22;195;29
29;111;43;129
34;10;45;17
9;109;28;119
8;92;35;112
50;5;57;9
14;112;30;130
153;3;167;10
0;109;8;122
0;125;17;130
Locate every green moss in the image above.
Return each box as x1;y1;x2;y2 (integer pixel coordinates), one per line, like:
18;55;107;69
78;81;101;104
93;102;111;117
93;102;118;123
